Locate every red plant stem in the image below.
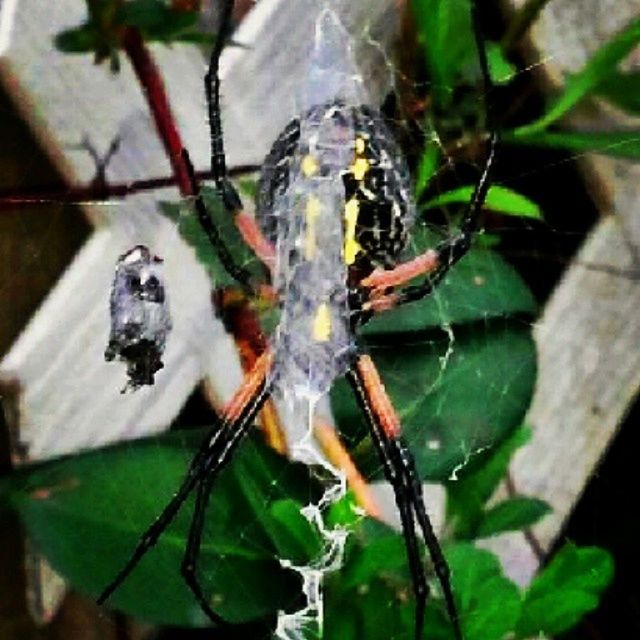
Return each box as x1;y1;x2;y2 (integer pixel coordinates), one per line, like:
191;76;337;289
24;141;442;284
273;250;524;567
121;26;192;197
0;165;259;212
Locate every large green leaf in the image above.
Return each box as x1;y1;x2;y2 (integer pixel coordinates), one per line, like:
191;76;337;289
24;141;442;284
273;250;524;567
333;321;537;481
515;543;614;637
335;223;536;482
513;16;640;135
362;227;537;338
5;430;320;626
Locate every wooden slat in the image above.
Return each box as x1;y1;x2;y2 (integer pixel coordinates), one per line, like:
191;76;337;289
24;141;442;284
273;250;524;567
483;0;640;586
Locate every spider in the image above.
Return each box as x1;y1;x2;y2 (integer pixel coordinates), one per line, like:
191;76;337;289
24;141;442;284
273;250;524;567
99;2;497;639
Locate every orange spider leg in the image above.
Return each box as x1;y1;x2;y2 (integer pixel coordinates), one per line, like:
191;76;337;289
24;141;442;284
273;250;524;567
235;210;276;272
361;249;440;293
348;354;462;640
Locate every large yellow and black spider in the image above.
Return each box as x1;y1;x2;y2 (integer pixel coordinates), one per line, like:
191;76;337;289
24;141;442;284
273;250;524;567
100;2;497;639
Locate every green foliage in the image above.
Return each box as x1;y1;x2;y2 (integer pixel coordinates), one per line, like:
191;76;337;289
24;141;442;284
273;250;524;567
411;0;476;110
423;185;542;220
3;430;319;626
331;225;537;480
516;543;614;638
512;16;640;136
504;128;640;159
595;71;640;114
159;187;265;288
55;0;212;69
23;1;619;637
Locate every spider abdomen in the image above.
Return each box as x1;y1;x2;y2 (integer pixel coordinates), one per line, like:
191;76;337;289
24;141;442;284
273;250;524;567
257;103;415;272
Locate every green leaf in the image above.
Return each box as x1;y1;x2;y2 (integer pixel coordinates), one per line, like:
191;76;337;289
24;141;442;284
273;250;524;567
268;499;324;565
55;25;101;53
340;519;410;589
333;323;537;482
332;224;537;482
362;227;537;337
159;188;264;287
5;430;320;626
444;544;522;640
445;426;531;538
486;42;517;86
504;128;640;159
326;492;362;529
423;185;543;220
475;497;551;538
121;0;210;43
411;0;475;109
415;141;442;200
516;543;615;637
513;16;640;134
595;71;640;114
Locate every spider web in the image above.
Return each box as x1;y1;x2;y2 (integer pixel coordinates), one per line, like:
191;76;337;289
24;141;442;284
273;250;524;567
1;0;639;638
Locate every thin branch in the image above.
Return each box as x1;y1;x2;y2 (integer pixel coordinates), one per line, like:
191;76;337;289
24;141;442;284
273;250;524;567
501;0;554;53
0;165;259;212
121;26;193;197
505;471;546;563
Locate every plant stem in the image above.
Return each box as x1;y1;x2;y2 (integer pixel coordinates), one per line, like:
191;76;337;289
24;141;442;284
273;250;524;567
0;165;259;212
121;26;193;197
501;0;554;53
505;471;546;563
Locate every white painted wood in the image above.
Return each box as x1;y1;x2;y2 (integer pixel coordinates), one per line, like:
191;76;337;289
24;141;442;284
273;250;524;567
483;0;640;587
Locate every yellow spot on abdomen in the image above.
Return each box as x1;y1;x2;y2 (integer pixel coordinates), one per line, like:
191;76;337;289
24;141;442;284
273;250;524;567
301;155;319;177
355;137;366;154
343;198;362;265
351;157;370;181
313;303;332;342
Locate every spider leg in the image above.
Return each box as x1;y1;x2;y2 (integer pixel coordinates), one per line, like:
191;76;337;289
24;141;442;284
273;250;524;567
181;473;224;625
180;352;272;623
196;0;275;282
177;0;267;289
346;355;462;640
388;438;462;640
97;455;201;607
361;0;498;311
98;351;273;613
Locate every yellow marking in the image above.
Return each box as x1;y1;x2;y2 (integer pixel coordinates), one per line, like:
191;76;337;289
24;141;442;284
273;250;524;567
312;303;332;342
351;157;370;181
355;137;366;154
301;155;319;177
343;198;362;265
305;196;322;259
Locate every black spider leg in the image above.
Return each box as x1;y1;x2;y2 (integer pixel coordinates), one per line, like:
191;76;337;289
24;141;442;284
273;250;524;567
394;0;498;307
185;0;255;292
346;360;463;640
180;380;271;624
182;150;254;290
178;0;254;290
98;366;271;618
